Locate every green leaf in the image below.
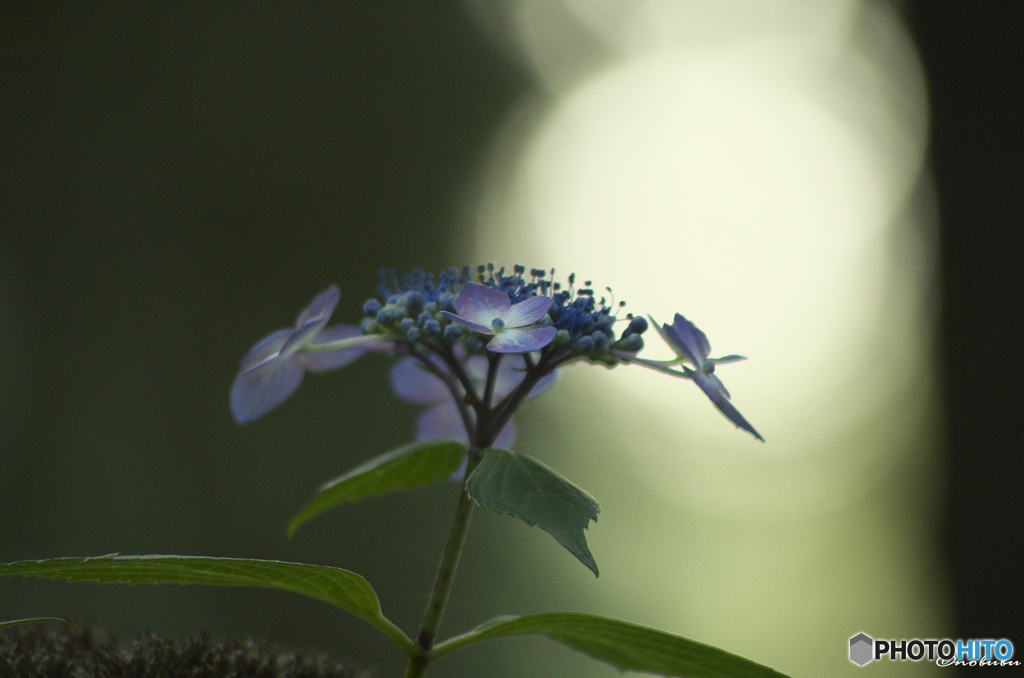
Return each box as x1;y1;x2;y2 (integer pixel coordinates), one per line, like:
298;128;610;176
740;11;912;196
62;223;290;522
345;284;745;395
0;555;413;654
466;448;600;576
0;617;67;629
432;613;789;677
288;440;466;537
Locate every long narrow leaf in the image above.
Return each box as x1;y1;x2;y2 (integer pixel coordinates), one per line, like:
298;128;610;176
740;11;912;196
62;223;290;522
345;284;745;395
0;556;413;653
289;440;466;537
432;613;789;678
0;618;67;629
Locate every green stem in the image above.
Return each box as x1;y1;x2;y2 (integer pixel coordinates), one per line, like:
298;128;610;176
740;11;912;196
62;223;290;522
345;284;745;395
404;450;485;678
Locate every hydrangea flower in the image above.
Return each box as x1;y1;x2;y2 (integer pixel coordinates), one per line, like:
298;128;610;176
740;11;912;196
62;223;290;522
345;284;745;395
231;266;761;443
441;282;556;353
230;285;383;424
661;314;763;441
389;351;557;447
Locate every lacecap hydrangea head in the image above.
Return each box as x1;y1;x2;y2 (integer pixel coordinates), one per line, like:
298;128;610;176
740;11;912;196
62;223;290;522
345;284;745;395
359;265;647;363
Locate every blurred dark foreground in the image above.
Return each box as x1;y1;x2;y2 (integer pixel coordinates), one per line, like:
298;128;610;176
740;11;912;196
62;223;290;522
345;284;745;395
0;622;370;678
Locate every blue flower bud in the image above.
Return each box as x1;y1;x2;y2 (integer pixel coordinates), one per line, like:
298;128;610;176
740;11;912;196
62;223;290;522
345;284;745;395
399;318;416;333
423;318;441;336
393;306;409;322
622;315;648;339
376;308;395;326
591;331;608;349
418;311;434;328
572;336;595;353
537;314;553;327
363;298;383;316
406;291;424;314
361;318;379;334
423;301;439;316
406;326;422;342
618;334;643;352
554;329;571;347
443;323;463;341
441;295;457;314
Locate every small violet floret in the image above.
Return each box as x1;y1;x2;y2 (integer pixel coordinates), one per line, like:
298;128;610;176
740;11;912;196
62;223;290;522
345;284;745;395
441;282;557;353
662;313;763;441
230;285;377;424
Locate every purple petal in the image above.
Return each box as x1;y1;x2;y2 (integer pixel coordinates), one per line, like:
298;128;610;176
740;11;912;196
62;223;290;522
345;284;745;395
486;355;557;401
492;418;517;448
486;325;557;353
684;366;763;441
416;400;470;444
302;325;379;372
453;283;511;326
664;314;712;366
230;353;304;424
415;398;514;448
440;311;494;335
390;356;452;404
502;295;553;328
279;317;327;357
709;354;747;364
295;285;341;327
489;354;527;398
528;370;558;400
238;328;293;374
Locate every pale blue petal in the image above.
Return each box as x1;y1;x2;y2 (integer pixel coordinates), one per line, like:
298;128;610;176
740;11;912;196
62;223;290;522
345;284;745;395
486;325;557;353
705;371;731;400
528;370;558;400
453;282;510;326
416;400;470;444
489;354;527;398
302;325;380;372
684;366;763;441
492;418;517;448
486;354;556;401
230;354;304;424
295;284;341;327
390;356;451;404
709;354;747;364
237;328;293;374
279;317;327;357
502;295;553;328
664;314;711;366
440;311;494;335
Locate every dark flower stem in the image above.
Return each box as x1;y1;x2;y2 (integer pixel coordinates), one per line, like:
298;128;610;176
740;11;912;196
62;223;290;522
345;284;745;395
404;350;550;678
405;450;482;678
482;353;501;408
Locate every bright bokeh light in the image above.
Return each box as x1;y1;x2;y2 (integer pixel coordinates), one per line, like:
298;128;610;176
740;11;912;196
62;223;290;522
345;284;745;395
465;1;945;676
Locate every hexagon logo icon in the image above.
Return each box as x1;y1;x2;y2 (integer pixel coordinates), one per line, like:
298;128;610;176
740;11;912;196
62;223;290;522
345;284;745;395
850;633;874;666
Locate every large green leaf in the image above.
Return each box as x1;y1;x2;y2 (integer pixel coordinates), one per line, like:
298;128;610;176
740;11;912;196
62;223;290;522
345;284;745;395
0;556;412;653
289;440;466;537
466;448;600;576
432;613;789;677
0;617;67;629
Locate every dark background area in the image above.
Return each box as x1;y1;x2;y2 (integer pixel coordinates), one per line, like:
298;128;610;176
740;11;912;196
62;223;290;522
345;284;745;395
0;2;1021;676
906;1;1024;660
